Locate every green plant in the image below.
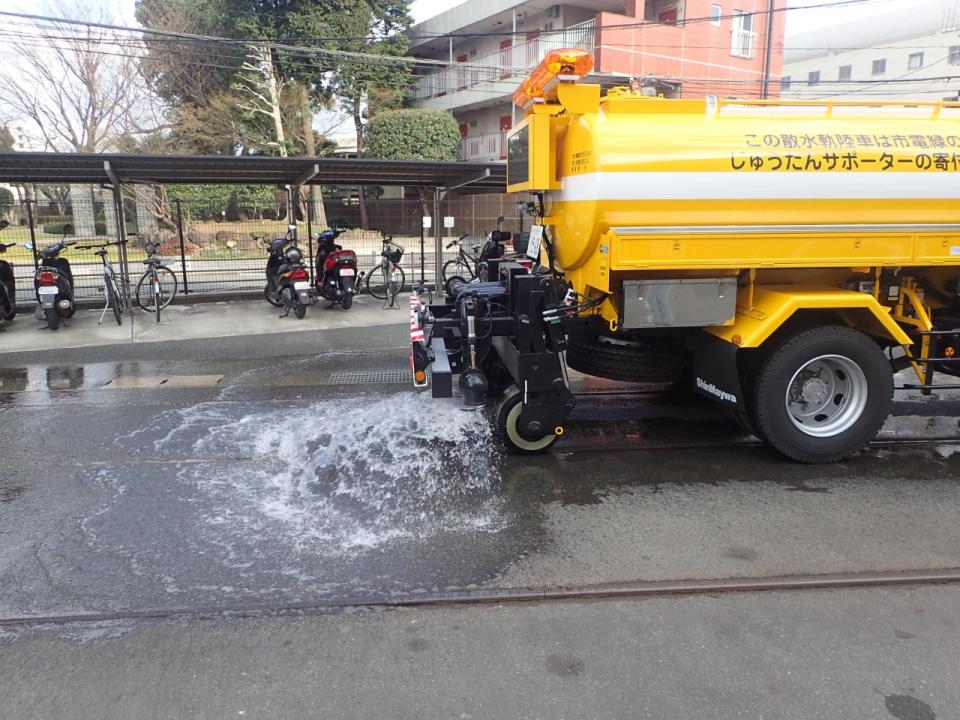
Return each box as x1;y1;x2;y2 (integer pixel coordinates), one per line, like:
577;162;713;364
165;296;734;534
364;109;462;162
42;221;75;235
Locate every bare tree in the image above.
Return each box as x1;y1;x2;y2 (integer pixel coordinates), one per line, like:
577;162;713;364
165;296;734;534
233;44;289;158
0;0;163;152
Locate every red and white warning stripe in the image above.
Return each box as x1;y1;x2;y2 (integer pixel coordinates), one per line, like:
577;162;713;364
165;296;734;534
409;293;424;344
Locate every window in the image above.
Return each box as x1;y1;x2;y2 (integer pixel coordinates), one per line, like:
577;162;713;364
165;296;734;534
808;70;820;86
733;9;754;32
872;58;886;75
950;46;960;65
711;4;722;25
731;10;755;58
838;64;852;81
908;52;924;69
781;75;791;90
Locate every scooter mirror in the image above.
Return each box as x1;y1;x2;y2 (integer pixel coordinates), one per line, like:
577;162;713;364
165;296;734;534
0;219;9;230
287;224;297;232
23;242;33;251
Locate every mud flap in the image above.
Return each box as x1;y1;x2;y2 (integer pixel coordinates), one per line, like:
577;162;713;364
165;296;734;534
691;332;744;409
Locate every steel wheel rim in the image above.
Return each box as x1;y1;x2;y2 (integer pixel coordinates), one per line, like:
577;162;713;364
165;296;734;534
785;354;868;438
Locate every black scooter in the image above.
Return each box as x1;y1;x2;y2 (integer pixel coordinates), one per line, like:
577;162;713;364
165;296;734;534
263;227;315;319
0;219;16;323
314;228;359;310
29;237;76;330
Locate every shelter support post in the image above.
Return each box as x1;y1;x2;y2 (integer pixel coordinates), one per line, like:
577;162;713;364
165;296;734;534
433;188;443;290
105;161;133;337
24;197;38;271
174;199;189;295
306;193;314;284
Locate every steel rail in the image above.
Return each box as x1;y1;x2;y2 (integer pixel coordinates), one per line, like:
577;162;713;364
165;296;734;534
2;568;960;628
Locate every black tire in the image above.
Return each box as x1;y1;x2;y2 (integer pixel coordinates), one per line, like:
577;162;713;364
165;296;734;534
293;301;307;319
46;306;60;330
442;259;475;286
387;264;405;301
366;265;389;299
263;284;283;308
565;335;683;384
495;387;560;455
341;293;353;310
731;352;765;440
751;326;893;464
107;280;122;325
153;266;178;310
0;283;15;321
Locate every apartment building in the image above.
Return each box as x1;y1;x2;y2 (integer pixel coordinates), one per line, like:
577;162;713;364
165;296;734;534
408;1;785;161
782;1;960;102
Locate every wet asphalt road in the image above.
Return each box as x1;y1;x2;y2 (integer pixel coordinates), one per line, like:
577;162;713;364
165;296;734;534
1;325;959;621
2;325;960;718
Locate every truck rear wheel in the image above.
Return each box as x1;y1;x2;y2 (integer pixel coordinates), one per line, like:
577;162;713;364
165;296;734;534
495;387;559;454
565;335;682;384
751;326;892;463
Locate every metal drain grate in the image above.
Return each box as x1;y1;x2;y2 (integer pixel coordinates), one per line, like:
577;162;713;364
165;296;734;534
329;370;412;385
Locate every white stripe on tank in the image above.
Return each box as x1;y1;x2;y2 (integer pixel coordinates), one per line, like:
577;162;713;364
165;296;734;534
555;171;960;202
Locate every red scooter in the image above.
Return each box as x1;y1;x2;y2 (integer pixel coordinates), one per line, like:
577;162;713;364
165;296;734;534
314;228;358;310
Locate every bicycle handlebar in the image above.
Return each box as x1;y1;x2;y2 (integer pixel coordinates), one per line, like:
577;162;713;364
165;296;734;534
75;239;127;251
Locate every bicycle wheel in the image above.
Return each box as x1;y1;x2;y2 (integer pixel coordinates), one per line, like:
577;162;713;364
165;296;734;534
154;275;162;323
442;259;474;286
106;277;122;326
135;272;151;311
365;264;389;300
153;266;178;309
387;264;405;301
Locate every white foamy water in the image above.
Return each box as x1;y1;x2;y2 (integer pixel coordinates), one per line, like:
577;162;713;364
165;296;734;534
166;391;507;552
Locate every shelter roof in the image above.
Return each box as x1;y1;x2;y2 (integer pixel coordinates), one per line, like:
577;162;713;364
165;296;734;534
0;152;507;192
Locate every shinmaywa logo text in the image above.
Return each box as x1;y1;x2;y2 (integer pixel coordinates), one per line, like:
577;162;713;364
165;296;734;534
696;377;737;404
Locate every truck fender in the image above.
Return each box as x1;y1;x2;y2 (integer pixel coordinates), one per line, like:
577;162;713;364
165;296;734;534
706;285;913;349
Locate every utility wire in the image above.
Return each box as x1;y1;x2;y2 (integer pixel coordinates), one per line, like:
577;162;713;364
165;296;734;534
0;1;896;72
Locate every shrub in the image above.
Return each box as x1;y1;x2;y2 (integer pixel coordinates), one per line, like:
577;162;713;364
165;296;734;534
364;109;462;162
42;221;74;235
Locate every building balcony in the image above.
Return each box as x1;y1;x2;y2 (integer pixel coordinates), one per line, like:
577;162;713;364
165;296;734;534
411;20;596;108
460;131;506;162
731;28;758;59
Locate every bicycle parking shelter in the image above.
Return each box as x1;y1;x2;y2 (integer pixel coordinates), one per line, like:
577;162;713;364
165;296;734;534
0;151;508;289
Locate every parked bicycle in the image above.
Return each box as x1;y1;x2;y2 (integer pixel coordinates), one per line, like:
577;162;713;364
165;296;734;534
134;237;178;322
441;216;509;287
365;236;405;304
75;239;127;326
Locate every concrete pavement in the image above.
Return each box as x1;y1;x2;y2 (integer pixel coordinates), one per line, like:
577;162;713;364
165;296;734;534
0;294;408;355
2;585;957;719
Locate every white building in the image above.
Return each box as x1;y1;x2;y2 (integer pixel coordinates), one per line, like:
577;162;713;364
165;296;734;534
782;0;960;102
408;1;612;162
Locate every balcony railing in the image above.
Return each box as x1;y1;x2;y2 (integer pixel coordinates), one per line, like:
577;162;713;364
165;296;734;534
460;131;506;162
731;28;757;59
412;20;596;102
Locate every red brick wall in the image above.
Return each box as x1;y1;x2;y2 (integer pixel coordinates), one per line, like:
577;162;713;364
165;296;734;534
595;0;785;99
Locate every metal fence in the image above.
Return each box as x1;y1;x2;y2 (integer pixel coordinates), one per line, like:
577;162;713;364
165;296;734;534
2;191;529;306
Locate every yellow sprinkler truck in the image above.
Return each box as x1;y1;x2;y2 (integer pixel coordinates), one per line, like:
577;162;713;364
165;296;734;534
410;49;960;463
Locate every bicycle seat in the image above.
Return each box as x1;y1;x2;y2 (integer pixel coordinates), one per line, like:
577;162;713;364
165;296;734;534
95;249;108;257
143;257;163;266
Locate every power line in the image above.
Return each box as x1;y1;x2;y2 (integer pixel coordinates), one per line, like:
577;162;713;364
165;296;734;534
0;1;895;72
